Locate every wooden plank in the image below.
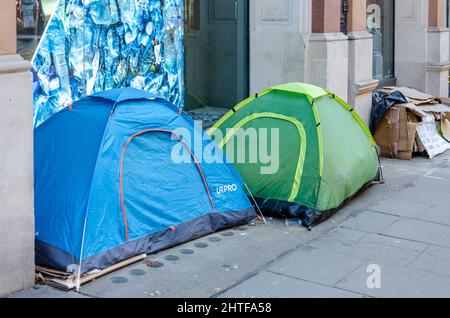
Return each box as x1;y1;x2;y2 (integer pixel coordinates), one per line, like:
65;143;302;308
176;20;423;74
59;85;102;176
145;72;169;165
37;254;147;290
36;265;72;278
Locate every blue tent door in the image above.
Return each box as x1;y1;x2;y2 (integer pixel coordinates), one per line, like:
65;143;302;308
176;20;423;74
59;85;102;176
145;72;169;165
120;130;215;242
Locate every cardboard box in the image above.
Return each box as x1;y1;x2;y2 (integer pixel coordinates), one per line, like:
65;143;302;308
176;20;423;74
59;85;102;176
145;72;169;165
374;107;399;158
373;88;450;160
441;113;450;142
374;105;420;160
416;116;450;159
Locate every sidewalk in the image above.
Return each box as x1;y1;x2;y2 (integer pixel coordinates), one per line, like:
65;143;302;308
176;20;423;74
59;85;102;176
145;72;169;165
12;152;450;298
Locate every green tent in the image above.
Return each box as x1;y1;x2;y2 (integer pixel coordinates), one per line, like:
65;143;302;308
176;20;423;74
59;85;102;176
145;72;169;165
209;83;382;228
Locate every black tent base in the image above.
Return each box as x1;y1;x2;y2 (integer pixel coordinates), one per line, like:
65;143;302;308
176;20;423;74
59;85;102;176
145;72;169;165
254;176;382;229
36;208;256;275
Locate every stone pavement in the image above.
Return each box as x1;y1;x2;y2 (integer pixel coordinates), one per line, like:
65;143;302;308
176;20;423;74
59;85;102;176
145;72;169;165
11;151;450;298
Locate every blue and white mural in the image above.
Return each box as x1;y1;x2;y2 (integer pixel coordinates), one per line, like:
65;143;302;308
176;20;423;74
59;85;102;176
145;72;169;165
32;0;184;127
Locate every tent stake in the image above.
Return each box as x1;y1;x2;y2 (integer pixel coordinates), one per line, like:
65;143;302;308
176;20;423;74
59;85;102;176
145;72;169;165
243;183;267;224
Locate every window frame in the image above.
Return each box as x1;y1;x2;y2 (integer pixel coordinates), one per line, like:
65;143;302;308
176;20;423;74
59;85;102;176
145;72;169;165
366;0;397;87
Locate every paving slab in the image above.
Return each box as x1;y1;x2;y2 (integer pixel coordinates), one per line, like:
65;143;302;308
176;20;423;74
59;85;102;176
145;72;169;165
336;261;450;298
367;198;433;218
307;227;367;249
340;210;399;233
389;188;445;205
10;286;89;298
221;271;362;298
381;218;450;248
413;176;450;195
309;229;428;267
418;202;450;226
367;195;450;226
409;245;450;278
76;220;318;298
268;246;367;286
422;159;450;178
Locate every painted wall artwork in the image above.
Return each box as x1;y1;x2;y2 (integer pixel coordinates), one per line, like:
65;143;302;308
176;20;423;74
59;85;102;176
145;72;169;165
32;0;184;127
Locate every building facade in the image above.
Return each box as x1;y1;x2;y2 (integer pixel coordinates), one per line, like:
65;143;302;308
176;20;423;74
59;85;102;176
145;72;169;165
186;0;449;124
247;0;449;124
0;0;34;297
10;0;450;123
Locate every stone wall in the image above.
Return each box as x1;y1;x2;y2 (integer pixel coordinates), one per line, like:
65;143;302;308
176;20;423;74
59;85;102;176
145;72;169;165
0;0;35;297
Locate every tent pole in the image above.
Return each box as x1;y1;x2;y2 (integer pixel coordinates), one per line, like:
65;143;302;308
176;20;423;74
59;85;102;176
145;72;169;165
375;146;385;184
243;182;267;224
75;0;88;292
82;0;86;97
76;212;89;292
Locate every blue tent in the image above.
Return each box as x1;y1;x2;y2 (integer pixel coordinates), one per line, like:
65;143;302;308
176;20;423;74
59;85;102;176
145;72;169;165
34;88;256;273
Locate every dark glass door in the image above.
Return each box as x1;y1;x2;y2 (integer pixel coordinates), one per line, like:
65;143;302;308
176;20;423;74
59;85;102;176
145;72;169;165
367;0;395;82
184;0;249;110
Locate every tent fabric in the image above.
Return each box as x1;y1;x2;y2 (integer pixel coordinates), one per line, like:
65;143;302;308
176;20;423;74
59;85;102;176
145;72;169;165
209;83;381;228
34;88;255;273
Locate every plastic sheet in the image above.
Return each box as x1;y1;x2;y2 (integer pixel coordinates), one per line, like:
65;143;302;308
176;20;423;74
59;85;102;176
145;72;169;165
32;0;184;127
370;90;407;134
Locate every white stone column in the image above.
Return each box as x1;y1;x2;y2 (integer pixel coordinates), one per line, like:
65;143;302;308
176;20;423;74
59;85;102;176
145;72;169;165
426;0;450;97
307;33;349;101
306;0;349;101
426;28;450;97
395;0;449;97
249;0;311;94
0;0;35;297
346;0;378;125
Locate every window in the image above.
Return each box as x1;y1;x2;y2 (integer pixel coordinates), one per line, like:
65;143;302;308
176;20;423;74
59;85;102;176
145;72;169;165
340;0;348;34
16;0;57;60
447;0;449;28
367;0;395;82
185;0;201;32
184;0;249;110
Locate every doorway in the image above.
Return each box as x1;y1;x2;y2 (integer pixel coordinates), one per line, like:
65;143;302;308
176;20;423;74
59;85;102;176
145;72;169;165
184;0;249;110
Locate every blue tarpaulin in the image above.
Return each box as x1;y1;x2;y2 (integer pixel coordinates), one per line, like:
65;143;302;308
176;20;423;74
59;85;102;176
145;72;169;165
32;0;184;128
